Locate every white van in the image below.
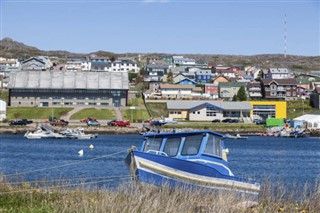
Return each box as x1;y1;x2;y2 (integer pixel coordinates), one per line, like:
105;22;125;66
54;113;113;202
164;117;177;124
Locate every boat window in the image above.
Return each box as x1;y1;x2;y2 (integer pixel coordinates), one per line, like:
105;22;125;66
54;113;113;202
181;134;203;156
204;134;222;157
163;137;181;157
144;137;163;152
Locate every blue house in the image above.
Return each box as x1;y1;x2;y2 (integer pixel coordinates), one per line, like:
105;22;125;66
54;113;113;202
174;78;196;87
195;69;212;84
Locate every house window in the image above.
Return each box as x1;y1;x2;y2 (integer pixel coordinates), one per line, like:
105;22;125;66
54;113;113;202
286;92;291;96
271;92;276;96
271;85;276;90
287;86;291;90
293;92;296;96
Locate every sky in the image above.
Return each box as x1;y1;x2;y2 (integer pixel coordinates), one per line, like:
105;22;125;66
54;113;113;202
0;0;319;56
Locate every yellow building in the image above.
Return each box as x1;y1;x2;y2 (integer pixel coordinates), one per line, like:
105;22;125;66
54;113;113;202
249;101;287;119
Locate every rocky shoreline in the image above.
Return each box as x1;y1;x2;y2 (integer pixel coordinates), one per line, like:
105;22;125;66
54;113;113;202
1;126;319;137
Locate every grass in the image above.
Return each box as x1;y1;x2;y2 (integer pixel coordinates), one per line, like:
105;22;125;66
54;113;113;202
286;100;319;119
70;108;116;120
164;123;266;133
127;97;145;108
145;102;167;118
0;177;319;213
121;109;150;122
7;107;73;120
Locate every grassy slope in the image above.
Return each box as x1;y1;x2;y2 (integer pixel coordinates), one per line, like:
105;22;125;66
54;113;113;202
286;100;319;119
7;107;73;119
70;108;116;120
145;102;167;118
121;109;150;122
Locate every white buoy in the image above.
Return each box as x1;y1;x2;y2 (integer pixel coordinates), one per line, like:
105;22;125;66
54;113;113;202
78;149;84;156
89;144;94;149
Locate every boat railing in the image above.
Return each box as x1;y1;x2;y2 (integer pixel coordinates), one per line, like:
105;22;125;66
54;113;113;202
146;150;168;157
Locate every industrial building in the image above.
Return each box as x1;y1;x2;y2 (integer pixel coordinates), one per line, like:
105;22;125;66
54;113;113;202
8;71;129;107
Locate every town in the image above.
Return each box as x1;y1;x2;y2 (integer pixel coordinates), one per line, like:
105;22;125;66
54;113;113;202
0;43;320;136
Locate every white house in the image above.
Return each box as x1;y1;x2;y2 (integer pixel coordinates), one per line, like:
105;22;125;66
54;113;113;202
109;60;140;73
159;84;201;99
0;99;7;121
268;68;293;79
173;56;196;65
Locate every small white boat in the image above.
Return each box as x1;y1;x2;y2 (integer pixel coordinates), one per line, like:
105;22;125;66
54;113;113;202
61;128;96;139
224;133;248;140
24;124;66;139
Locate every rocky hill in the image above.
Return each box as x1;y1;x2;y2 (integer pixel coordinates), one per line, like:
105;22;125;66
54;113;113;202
1;37;319;71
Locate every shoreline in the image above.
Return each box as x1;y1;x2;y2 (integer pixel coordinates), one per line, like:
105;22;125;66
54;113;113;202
1;125;319;137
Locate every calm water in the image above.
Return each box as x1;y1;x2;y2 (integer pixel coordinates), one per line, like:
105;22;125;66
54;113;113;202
0;134;319;189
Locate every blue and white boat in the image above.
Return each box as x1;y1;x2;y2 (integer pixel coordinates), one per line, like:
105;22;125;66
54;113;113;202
125;130;260;198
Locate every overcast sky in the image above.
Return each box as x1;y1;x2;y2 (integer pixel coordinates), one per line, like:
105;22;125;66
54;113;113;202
1;0;319;56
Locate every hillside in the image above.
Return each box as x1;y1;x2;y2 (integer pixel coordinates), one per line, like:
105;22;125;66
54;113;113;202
0;37;319;71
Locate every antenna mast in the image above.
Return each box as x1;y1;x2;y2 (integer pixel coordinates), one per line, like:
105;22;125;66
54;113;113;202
284;14;287;58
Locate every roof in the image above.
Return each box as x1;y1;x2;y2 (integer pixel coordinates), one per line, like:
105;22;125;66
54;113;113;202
22;57;45;65
293;114;320;122
146;64;169;69
269;68;289;74
296;78;309;84
8;71;129;90
167;100;252;111
160;84;193;89
262;78;297;85
219;82;247;88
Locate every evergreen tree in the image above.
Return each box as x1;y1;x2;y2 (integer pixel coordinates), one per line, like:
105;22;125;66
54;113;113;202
237;86;247;101
232;94;238;101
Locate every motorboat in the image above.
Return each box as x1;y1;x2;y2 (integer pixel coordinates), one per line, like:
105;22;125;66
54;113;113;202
224;133;248;140
125;130;260;199
24;125;66;139
60;128;97;139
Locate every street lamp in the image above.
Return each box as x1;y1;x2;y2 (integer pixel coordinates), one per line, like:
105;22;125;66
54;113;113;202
49;97;53;118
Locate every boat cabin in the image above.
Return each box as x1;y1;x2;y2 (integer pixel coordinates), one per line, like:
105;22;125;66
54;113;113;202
141;131;228;162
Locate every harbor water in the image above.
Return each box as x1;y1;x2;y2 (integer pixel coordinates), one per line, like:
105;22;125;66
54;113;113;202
0;134;319;190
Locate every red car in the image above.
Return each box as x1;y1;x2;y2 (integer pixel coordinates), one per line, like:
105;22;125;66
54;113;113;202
115;120;130;127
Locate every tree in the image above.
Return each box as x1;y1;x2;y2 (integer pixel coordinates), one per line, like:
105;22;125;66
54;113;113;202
237;86;247;101
232;94;238;101
167;70;173;83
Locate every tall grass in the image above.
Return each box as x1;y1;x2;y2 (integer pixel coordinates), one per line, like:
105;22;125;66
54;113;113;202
1;177;319;213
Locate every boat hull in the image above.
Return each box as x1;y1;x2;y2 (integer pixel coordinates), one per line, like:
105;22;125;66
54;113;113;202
127;151;260;198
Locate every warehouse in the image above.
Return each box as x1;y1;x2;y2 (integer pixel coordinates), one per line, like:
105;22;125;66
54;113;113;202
8;71;129;107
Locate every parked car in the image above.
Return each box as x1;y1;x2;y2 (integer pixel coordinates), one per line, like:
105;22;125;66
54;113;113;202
87;120;101;126
212;119;220;123
21;119;33;124
81;117;97;123
221;118;232;123
151;120;166;126
255;119;266;125
107;120;117;126
50;119;69;126
115;120;130;127
230;119;239;123
9;119;28;126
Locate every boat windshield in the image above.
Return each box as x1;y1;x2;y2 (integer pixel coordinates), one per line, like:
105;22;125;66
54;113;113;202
181;134;203;156
163;137;181;157
144;137;163;152
204;134;222;157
